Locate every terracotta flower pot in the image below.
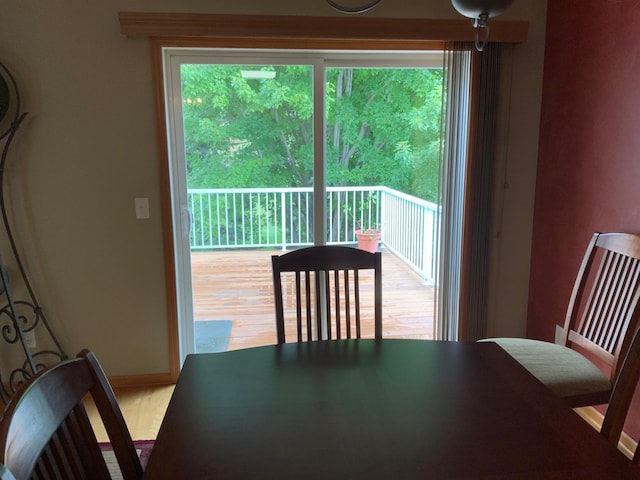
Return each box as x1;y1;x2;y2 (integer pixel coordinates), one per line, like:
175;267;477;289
355;229;381;253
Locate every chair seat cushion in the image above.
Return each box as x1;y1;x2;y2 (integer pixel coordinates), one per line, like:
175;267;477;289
481;338;611;399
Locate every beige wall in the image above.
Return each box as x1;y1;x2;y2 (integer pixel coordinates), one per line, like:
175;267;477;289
0;0;546;377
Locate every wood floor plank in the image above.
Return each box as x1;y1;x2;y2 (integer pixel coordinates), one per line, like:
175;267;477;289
86;385;174;442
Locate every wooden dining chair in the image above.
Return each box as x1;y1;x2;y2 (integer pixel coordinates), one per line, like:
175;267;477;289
483;232;640;407
271;245;382;343
0;349;143;480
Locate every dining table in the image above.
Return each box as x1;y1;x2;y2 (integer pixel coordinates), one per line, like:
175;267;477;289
142;339;640;479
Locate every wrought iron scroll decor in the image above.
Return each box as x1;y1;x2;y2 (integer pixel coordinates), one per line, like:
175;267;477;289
0;61;67;403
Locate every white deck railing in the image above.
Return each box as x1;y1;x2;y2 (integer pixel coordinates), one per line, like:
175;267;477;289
187;186;440;284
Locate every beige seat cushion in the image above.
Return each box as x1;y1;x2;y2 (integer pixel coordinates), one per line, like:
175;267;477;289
480;338;611;399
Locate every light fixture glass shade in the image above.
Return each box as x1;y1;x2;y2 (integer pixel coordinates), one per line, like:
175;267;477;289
450;0;514;19
326;0;383;14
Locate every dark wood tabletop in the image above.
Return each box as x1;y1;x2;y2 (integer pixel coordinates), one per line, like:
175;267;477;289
143;339;640;479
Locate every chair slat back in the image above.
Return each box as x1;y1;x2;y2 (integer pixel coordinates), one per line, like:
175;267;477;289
272;246;382;343
563;233;640;383
0;350;143;480
33;410;111;479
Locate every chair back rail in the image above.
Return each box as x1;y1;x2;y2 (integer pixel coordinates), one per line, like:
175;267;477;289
272;246;382;343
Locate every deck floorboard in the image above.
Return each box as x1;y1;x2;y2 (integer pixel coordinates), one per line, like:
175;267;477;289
191;247;437;350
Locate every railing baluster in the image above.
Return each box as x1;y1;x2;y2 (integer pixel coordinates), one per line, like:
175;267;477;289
249;193;254;245
305;192;310;244
207;193;212;248
241;193;246;245
224;192;229;246
259;191;262;245
337;191;342;244
328;191;334;243
232;193;237;247
281;191;287;251
199;194;205;247
359;190;364;233
297;191;301;245
352;190;357;236
188;193;194;245
216;192;221;247
266;192;271;247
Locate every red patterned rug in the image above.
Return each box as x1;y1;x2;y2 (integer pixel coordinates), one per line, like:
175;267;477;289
99;440;154;478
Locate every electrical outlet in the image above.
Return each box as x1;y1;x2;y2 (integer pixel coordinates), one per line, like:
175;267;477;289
24;330;36;349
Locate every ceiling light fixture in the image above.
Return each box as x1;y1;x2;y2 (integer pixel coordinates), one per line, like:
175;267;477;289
450;0;514;51
326;0;383;14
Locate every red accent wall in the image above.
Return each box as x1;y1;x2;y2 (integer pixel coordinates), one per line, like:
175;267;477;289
531;0;640;436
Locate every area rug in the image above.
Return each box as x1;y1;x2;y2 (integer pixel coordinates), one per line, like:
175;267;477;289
194;319;233;353
100;440;154;479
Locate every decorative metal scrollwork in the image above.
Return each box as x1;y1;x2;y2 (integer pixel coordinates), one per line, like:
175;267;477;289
0;61;67;403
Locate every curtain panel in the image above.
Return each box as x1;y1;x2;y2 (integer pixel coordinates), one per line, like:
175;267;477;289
437;42;502;342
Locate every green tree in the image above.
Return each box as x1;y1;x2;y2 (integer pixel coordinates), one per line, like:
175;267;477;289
326;67;442;198
181;63;442;202
182;64;313;189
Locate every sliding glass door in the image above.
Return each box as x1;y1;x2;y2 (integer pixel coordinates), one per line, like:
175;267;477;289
164;49;443;360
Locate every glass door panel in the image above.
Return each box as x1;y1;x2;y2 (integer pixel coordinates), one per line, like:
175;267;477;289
179;61;316;353
165;50;442;361
325;66;442;339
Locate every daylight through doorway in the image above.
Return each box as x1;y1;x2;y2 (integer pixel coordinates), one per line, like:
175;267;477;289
163;49;443;359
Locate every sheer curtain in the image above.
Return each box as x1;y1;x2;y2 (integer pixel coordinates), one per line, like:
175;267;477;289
437;42;470;342
437;42;502;342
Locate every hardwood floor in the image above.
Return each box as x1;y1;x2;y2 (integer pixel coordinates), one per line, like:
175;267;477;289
86;385;175;443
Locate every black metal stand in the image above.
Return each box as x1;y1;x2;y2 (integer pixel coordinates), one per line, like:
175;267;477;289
0;61;67;403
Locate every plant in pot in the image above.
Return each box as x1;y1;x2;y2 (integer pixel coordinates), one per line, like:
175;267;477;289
355;224;381;253
353;192;381;253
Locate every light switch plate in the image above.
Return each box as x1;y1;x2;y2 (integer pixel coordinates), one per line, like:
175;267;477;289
135;197;150;219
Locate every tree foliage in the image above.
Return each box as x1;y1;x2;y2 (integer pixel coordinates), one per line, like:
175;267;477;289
181;63;443;203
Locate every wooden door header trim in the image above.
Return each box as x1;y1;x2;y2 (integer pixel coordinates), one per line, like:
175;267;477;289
118;12;528;45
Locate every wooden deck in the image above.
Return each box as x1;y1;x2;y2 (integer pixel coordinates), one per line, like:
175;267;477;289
191;247;437;350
